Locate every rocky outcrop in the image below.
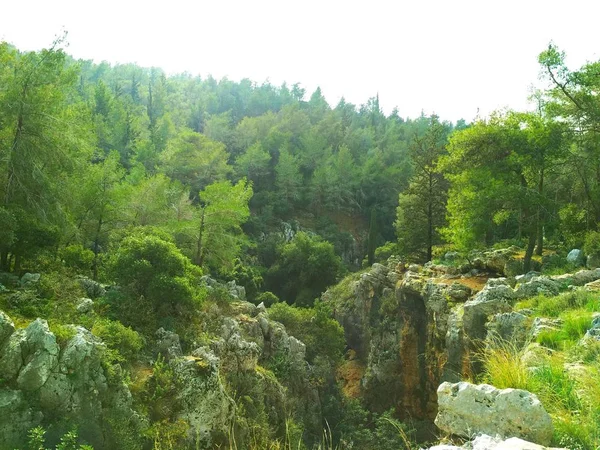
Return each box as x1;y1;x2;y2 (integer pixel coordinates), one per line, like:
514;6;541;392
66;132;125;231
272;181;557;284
428;435;566;450
0;313;141;449
435;382;553;446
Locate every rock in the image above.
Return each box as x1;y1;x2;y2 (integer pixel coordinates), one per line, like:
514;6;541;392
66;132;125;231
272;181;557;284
17;319;60;391
446;282;472;302
173;352;235;447
514;276;561;299
486;312;529;346
0;310;15;345
445;251;460;262
408;263;421;272
463;284;515;341
77;276;107;298
471;434;565;450
256;302;267;314
587;253;600;269
76;297;94;314
156;328;183;360
435;381;553;445
515;271;541;284
582;315;600;341
530;317;563;339
567;249;585;266
226;280;246;300
0;312;141;448
425;434;566;450
584;279;600;291
20;272;41;288
0;389;42;449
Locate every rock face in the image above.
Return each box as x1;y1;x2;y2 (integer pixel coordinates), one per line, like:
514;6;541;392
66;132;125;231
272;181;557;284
435;382;553;446
0;312;141;449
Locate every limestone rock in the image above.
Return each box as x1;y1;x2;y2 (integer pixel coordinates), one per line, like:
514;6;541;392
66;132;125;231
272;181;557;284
76;276;107;298
463;284;515;341
567;249;585;266
435;381;553;445
587;253;600;269
17;319;60;391
0;389;42;449
514;276;561;299
173;353;235;448
76;297;94;314
156;327;183;360
0;310;15;345
20;272;41;288
486;311;529;347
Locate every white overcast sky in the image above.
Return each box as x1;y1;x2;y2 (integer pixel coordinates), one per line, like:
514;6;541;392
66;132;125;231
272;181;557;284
1;0;599;122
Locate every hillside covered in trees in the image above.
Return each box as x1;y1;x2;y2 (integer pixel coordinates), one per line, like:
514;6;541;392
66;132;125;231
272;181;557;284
2;35;600;450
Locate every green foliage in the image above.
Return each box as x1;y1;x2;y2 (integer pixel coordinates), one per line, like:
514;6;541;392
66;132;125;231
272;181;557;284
59;245;94;274
107;230;201;329
266;232;342;306
583;230;600;257
3;290;50;318
256;291;279;307
92;319;144;364
27;426;93;450
268;301;345;365
49;323;77;347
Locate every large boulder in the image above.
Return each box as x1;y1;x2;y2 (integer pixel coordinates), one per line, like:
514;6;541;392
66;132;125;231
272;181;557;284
435;382;553;446
567;249;585;266
427;434;566;450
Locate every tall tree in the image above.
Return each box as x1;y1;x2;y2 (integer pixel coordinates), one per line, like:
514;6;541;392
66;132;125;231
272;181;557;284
395;116;449;262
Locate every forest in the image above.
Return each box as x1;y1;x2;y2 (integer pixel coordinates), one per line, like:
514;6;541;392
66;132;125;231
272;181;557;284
1;35;600;450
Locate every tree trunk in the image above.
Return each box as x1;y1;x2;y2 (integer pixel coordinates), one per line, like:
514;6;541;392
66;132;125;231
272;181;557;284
195;209;206;267
427;174;433;262
92;216;103;281
14;253;21;274
523;229;537;274
535;166;545;256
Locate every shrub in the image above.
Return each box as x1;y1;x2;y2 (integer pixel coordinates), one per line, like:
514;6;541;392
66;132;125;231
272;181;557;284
255;291;279;307
4;290;49;318
268;301;345;365
92;319;144;364
266;232;342;307
107;231;202;329
584;230;600;257
59;245;94;274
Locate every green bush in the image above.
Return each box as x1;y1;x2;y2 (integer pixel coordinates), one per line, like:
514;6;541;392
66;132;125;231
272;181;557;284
4;290;49;318
92;319;144;364
268;301;345;365
255;291;279;307
107;231;202;329
266;232;342;307
59;245;94;274
584;231;600;257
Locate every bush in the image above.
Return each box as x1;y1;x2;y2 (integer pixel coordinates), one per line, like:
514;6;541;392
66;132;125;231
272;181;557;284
255;291;279;307
59;245;94;274
268;301;345;365
92;319;144;364
266;232;342;307
584;231;600;257
374;242;400;263
3;290;50;318
107;231;202;329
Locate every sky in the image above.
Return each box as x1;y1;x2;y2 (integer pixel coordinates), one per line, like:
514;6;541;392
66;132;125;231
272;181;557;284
1;0;599;122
